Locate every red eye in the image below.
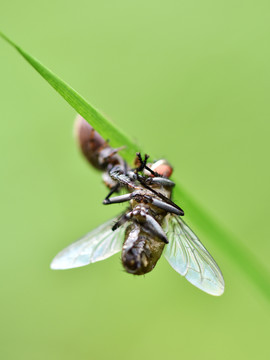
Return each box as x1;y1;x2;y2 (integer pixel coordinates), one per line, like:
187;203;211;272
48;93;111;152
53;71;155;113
154;164;173;178
150;160;173;178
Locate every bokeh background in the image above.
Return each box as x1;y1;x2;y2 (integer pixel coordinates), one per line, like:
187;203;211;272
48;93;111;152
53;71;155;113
1;1;270;359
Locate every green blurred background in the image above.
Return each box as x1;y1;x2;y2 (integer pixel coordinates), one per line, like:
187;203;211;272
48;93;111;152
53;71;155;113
1;1;269;359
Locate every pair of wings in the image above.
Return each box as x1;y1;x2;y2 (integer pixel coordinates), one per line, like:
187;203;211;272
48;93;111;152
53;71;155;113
50;215;225;296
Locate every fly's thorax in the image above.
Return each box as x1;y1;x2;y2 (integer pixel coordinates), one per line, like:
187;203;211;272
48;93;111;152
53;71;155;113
129;191;146;210
122;223;165;275
130;189;171;219
146;182;172;199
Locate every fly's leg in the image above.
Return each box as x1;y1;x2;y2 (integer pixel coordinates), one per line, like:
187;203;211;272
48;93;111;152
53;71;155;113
132;156;184;215
111;209;140;231
124;161;128;175
134;153;149;173
104;191;183;216
103;183;120;202
112;212;130;231
150;198;182;215
135;176;185;216
103;193;132;205
129;192;182;216
114;207;168;244
145;177;175;187
112;209;139;231
142;214;168;243
130;209;168;244
135;152;161;177
109;165;140;190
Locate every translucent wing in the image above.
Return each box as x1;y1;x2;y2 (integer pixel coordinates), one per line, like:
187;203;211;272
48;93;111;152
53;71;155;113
163;215;225;296
50;217;126;270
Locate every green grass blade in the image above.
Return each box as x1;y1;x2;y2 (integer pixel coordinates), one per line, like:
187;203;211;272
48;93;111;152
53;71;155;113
0;32;139;165
1;32;270;301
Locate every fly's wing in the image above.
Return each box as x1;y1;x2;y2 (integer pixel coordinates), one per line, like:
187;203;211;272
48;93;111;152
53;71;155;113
50;217;126;270
163;215;225;296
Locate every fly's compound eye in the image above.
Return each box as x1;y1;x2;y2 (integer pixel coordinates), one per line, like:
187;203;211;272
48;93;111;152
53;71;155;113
148;159;173;178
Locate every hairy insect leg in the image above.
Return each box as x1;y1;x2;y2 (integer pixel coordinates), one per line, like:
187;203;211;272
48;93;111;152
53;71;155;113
109;166;139;190
124;161;128;175
146;177;175;187
135;152;149;172
103;193;132;205
135;152;162;177
104;183;121;202
151;198;183;216
112;213;130;231
113;209;168;244
142;214;168;243
135;176;185;216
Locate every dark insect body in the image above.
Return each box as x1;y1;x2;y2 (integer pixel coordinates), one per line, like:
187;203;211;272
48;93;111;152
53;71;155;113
109;161;178;275
51;116;225;296
75;115;124;190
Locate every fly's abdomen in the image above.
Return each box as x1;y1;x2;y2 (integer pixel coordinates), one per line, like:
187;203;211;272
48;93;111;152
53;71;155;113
122;223;165;275
75;115;106;170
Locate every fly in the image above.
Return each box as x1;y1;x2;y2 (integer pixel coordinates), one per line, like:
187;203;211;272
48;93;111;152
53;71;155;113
51;116;225;296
